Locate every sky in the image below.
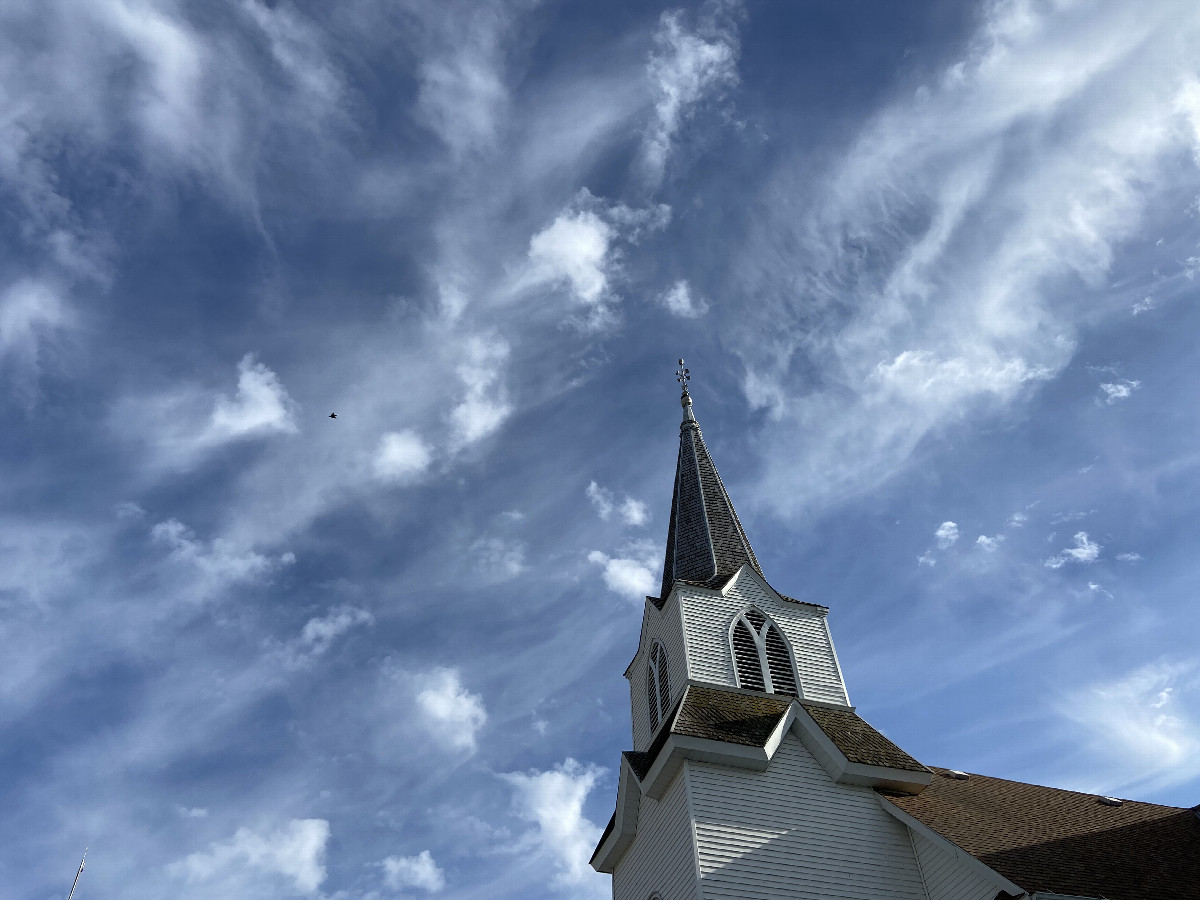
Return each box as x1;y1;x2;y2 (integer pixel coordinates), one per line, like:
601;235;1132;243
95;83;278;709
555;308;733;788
2;0;1200;897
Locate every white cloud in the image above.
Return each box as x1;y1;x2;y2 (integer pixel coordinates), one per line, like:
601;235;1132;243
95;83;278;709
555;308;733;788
619;497;650;527
657;279;707;318
1131;296;1155;314
641;6;740;188
381;850;445;893
585;481;614;519
1007;512;1029;527
1088;582;1114;599
115;501;147;521
587;482;649;526
526;208;613;305
0;278;70;385
872;351;1052;406
1116;552;1143;562
300;606;374;653
449;336;511;450
170;819;330;894
1099;379;1141;404
1050;510;1093;524
975;534;1004;552
502;758;607;890
1045;531;1101;568
588;542;659;599
412;1;516;156
518;191;670;323
152;519;295;590
917;552;936;567
374;430;433;482
1063;660;1200;793
934;521;959;549
414;668;487;753
469;536;526;579
209;355;298;441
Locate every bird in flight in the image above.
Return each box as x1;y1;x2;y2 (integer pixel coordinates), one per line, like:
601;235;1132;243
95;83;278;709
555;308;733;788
329;413;337;419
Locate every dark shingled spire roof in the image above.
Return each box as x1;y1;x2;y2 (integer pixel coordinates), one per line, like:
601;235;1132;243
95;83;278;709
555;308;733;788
659;370;762;602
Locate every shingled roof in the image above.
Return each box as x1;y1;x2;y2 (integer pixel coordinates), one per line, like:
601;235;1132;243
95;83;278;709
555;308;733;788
882;768;1200;900
621;684;924;781
804;703;927;772
659;391;763;603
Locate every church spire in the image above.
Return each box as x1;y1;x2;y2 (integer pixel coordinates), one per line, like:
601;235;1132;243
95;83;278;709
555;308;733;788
659;360;763;601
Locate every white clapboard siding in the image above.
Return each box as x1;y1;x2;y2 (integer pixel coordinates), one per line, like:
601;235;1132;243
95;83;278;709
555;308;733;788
910;830;999;900
679;571;849;705
688;733;928;900
613;767;700;900
630;596;693;751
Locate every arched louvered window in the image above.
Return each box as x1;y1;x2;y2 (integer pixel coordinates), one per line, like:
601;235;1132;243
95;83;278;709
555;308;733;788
647;642;671;731
730;607;800;696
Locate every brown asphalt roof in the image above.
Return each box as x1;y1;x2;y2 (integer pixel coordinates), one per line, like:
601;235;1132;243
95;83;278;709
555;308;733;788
882;767;1200;900
802;703;928;773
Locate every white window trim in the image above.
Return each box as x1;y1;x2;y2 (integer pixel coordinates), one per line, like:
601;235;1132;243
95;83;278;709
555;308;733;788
727;605;803;697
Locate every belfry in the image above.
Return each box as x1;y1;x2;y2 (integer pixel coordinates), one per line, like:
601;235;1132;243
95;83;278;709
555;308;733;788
589;362;1199;900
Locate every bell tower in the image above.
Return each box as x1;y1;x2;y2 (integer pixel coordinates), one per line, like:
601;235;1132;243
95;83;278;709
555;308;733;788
590;363;936;900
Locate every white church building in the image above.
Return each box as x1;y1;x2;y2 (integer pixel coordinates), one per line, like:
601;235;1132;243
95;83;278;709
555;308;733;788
590;370;1198;900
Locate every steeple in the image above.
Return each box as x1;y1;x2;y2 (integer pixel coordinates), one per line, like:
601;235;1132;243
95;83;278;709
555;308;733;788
659;360;763;601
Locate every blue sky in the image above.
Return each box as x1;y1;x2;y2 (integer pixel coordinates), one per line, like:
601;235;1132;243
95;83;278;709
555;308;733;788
3;0;1200;897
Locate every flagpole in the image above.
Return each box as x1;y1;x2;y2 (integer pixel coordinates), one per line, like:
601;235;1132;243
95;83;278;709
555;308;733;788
66;848;87;900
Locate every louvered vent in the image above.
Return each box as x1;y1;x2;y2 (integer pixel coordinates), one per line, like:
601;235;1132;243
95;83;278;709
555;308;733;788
732;619;765;691
653;643;671;721
648;642;671;732
647;661;661;731
764;626;798;696
730;606;803;697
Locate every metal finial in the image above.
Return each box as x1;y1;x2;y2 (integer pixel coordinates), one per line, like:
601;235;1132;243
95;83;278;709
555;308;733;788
676;358;691;394
676;358;696;423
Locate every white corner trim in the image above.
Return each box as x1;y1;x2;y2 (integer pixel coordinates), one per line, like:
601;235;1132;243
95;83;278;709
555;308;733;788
822;615;851;705
876;794;1027;898
591;755;644;874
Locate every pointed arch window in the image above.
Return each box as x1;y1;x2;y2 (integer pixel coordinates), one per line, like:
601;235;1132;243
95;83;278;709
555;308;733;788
647;642;671;732
730;607;800;696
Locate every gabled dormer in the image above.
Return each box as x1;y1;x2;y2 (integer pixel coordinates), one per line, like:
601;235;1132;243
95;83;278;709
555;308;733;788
624;366;850;751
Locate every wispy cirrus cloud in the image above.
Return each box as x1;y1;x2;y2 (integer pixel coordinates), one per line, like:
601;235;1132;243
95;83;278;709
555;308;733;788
640;3;742;189
734;0;1200;515
1062;660;1200;794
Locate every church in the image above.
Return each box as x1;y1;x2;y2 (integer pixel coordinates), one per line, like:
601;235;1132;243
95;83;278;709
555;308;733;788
589;366;1199;900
